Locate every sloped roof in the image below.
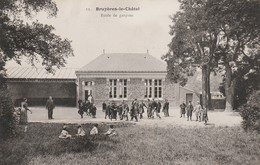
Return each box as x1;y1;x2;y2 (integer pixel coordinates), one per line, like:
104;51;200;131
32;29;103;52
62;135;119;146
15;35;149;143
6;67;77;79
77;53;167;73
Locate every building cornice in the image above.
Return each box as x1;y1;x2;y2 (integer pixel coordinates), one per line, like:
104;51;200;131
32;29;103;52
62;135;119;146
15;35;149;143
75;70;166;74
76;72;167;79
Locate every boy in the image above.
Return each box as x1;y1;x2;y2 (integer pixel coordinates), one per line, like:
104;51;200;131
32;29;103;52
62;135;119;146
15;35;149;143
104;125;117;137
162;99;169;117
59;125;72;139
194;101;202;121
202;108;209;125
122;102;129;121
139;100;146;119
76;125;85;136
91;104;97;118
90;124;98;135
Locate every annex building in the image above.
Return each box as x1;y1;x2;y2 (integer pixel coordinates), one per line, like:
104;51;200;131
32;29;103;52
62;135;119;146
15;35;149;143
7;53;200;107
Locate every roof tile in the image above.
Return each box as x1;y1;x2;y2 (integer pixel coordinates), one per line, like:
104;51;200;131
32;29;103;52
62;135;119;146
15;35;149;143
77;53;167;72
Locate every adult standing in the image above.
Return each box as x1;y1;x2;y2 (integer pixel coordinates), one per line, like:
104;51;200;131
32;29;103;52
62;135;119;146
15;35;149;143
46;96;55;119
20;98;32;125
88;94;94;103
179;101;186;118
102;101;107;112
186;101;193;121
162;99;169;117
105;101;111;119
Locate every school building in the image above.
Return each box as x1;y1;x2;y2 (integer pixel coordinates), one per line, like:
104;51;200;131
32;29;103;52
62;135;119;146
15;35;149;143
6;53;201;107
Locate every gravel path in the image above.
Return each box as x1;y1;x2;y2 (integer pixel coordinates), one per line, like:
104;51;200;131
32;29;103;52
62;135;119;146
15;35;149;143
27;106;242;128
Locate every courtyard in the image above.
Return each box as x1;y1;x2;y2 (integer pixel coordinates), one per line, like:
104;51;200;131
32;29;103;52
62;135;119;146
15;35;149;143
27;106;242;128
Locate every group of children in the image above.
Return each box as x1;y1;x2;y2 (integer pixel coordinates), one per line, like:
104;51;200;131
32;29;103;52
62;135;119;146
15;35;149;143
102;98;170;122
179;101;209;124
77;99;97;119
58;124;117;139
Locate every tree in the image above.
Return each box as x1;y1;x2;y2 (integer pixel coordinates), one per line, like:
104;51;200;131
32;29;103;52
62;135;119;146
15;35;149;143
211;0;260;111
163;0;260;112
162;0;220;110
0;0;74;138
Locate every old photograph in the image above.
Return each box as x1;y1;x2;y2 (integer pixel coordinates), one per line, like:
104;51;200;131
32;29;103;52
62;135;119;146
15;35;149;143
0;0;259;164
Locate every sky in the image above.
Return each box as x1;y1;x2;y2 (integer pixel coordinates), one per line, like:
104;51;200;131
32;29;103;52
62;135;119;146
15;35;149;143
6;0;180;69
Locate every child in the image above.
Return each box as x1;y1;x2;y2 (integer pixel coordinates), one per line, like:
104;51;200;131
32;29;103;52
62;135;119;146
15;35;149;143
76;125;85;136
59;126;72;139
91;104;97;118
102;101;107;112
202;108;209;125
194;101;202;121
104;125;117;137
122;103;129;121
78;100;84;119
90;123;98;135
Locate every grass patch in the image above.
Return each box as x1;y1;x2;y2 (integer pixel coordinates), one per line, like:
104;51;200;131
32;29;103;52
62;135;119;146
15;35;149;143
0;123;259;165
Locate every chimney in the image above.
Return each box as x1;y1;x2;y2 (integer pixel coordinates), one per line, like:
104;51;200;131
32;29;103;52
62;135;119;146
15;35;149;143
147;49;149;54
103;49;105;54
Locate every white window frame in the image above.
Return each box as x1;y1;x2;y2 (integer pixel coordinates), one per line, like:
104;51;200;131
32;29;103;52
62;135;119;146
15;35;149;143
109;79;128;99
144;79;163;99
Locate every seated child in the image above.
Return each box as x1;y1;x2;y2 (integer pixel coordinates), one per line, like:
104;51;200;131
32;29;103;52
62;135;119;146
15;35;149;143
104;125;117;137
59;125;72;139
76;125;85;136
90;123;98;135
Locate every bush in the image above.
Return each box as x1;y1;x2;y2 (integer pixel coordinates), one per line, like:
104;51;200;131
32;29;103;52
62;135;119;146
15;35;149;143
0;86;16;139
239;90;260;133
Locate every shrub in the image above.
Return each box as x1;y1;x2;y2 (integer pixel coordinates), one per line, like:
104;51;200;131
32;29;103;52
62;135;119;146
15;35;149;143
0;86;16;139
239;90;260;133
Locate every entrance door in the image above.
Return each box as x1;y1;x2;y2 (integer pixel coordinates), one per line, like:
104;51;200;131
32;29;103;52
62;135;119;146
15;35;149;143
85;89;92;102
186;93;193;105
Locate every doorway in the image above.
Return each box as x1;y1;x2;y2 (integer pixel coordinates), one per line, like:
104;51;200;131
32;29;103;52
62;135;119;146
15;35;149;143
85;89;92;102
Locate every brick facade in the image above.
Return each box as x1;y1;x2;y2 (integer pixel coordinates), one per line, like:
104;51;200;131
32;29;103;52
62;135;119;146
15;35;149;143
76;75;178;108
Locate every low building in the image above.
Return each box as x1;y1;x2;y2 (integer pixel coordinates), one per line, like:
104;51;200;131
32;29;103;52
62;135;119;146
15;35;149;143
6;53;206;108
75;53;179;106
6;67;77;106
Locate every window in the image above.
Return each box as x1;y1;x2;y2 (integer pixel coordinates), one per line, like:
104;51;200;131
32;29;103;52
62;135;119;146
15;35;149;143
119;79;127;98
154;79;162;98
145;79;152;98
109;79;128;99
109;79;117;98
84;81;94;86
144;79;163;98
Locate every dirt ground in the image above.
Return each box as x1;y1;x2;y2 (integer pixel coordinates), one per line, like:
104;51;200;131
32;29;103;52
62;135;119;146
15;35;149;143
27;106;242;128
